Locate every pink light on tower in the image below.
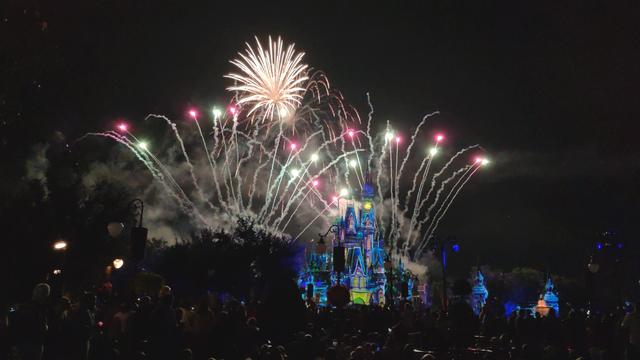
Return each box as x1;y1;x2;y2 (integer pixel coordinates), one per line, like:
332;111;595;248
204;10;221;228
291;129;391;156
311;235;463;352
312;180;319;187
435;134;444;142
474;157;483;164
348;129;355;138
395;136;401;144
188;109;198;118
290;143;297;151
229;105;237;115
116;123;128;132
332;196;338;202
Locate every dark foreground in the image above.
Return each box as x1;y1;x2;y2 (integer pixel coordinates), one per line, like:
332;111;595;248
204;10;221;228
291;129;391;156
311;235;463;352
2;283;640;360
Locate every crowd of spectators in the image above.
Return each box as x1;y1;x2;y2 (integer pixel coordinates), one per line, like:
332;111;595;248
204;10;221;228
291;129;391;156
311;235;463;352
1;283;639;360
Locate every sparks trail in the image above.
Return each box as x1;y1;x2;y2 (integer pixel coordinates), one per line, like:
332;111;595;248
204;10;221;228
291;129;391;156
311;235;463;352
83;36;489;259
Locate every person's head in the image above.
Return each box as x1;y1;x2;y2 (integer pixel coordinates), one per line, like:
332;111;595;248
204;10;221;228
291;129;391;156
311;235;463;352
136;296;151;310
159;285;172;299
159;292;174;307
324;347;337;360
80;292;96;310
32;283;50;303
55;296;71;314
180;348;193;360
117;302;128;312
197;296;210;312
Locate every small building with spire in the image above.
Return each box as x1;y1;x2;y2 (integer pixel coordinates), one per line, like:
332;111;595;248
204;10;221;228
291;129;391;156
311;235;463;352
471;269;489;315
535;276;560;317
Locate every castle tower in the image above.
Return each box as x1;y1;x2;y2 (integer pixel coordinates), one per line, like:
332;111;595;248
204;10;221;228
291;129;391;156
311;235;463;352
298;177;387;305
470;269;489;315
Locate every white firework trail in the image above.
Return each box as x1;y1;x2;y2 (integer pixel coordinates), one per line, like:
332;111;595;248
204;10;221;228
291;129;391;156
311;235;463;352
424;164;482;246
83;37;488;263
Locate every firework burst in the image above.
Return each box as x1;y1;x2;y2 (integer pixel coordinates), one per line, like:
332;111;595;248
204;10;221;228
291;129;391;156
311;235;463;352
85;37;489;263
226;36;309;124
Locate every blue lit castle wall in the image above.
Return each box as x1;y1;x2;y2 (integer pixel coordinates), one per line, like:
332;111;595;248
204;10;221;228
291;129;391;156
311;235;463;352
298;180;387;305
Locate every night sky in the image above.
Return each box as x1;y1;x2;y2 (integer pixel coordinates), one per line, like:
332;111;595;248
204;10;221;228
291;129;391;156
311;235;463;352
2;1;640;276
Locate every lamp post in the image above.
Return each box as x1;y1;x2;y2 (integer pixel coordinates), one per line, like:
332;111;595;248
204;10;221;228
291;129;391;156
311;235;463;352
318;225;340;277
587;232;625;310
321;225;350;308
384;253;394;306
128;199;148;263
51;239;68;295
107;198;148;268
431;236;460;313
129;198;144;227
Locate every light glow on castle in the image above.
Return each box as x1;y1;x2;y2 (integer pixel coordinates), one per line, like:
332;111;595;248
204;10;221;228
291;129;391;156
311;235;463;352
298;179;389;305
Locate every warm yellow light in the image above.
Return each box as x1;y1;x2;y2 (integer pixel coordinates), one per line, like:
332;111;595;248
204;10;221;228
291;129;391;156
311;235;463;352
363;202;372;210
112;258;124;269
53;240;67;251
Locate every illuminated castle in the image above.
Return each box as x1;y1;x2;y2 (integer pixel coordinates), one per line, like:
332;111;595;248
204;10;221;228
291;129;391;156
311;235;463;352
535;276;560;317
471;269;489;315
298;180;387;305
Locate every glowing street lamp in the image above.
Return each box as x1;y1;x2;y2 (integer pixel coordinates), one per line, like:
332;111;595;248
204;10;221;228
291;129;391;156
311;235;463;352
53;240;67;251
310;153;319;162
107;222;124;238
429;147;438;156
349;159;358;168
481;158;490;166
339;188;349;197
112;258;124;270
137;141;149;151
290;169;300;178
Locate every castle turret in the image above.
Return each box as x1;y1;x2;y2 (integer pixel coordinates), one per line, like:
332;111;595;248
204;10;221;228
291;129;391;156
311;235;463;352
298;178;387;305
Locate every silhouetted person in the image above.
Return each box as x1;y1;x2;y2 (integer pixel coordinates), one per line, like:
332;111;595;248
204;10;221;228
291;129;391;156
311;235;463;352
128;296;153;355
44;296;72;359
622;302;640;359
69;292;96;360
149;291;178;360
11;283;50;360
448;297;477;348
